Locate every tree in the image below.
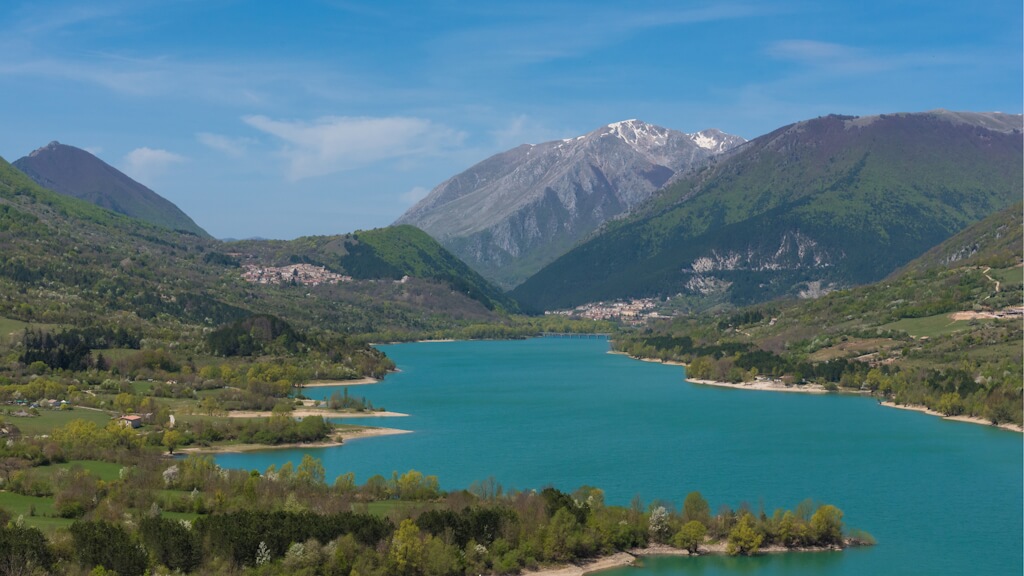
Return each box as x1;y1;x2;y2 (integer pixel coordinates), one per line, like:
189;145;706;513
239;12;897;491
809;505;844;546
726;513;763;556
0;523;54;576
672;520;707;554
389;518;424;575
139;517;201;572
162;430;184;454
936;392;965;416
297;454;326;486
647;505;671;542
544;507;580;562
682;491;711;526
70;521;149;576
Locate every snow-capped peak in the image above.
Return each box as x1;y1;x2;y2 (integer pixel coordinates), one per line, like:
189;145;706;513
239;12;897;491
600;119;670;148
686;129;746;153
690;132;719;150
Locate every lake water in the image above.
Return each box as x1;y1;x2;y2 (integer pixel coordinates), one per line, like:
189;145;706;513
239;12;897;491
215;338;1023;575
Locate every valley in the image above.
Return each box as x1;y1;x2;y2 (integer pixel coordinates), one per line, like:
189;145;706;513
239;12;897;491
0;108;1020;576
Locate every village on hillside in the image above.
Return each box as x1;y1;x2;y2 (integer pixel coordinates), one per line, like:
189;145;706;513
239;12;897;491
546;298;671;325
241;263;352;286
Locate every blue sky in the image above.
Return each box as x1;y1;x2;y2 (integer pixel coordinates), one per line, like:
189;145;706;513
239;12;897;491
0;1;1020;239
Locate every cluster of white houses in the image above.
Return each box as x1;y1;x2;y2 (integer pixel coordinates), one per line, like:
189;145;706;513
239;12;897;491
546;298;670;325
242;264;352;286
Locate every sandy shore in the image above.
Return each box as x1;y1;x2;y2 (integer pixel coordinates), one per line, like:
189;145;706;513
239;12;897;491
687;378;830;394
522;552;636;576
300;377;379;388
881;401;1023;433
225;409;408;419
613;351;833;394
336;427;412;441
607;350;686;367
177;426;411;454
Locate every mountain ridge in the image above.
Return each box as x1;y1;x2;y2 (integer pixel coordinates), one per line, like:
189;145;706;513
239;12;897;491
396;119;745;288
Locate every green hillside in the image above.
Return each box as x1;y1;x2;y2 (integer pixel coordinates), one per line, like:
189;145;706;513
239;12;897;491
512;112;1022;312
227;226;517;313
0;152;536;392
614;204;1023;425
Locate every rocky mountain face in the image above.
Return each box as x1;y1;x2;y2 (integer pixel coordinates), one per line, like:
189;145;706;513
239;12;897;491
511;111;1023;312
396;120;745;288
13;141;209;237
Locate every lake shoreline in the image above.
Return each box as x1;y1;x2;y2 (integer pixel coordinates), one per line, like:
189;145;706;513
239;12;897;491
614;350;1022;431
609;351;831;394
224;409;408;418
525;541;855;575
300;377;379;388
687;378;831;394
177;426;411;454
881;401;1023;433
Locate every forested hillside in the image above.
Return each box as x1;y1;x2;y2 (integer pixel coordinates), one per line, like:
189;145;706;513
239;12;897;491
513;112;1023;312
614;204;1024;425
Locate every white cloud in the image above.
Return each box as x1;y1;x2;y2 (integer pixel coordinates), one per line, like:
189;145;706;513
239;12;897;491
490;115;567;148
401;186;430;205
121;147;186;184
243;115;466;180
197;132;253;158
766;40;967;75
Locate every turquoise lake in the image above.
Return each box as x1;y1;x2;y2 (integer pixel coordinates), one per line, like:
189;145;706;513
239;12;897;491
215;338;1023;575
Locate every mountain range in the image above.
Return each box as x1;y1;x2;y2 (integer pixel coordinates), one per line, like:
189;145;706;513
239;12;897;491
396;120;745;288
13;141;209;237
3;109;1019;327
510;110;1023;312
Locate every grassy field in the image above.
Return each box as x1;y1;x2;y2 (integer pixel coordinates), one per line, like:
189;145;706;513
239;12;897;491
0;318;59;347
987;266;1024;287
807;338;897;362
2;407;114;436
360;500;439;517
880;314;986;338
93;348;139;362
46;460;125;482
0;492;72;531
0;316;29;338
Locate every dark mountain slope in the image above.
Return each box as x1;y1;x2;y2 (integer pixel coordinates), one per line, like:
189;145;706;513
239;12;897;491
14;141;209;237
512;111;1023;312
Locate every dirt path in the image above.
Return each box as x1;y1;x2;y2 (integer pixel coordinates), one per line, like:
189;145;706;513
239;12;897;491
982;266;1000;293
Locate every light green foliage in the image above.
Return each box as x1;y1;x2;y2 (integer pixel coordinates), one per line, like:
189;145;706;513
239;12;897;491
334;471;356;493
544;507;581;562
682;491;711;526
161;430;183;454
809;505;844;546
936;392;965;416
672;520;707;554
389;518;424;575
296;454;326;486
726;513;763;556
394;469;441;500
